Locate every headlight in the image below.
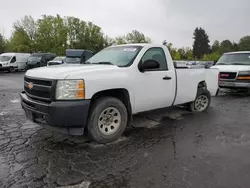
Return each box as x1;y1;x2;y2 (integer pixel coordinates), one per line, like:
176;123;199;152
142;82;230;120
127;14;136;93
56;80;85;100
238;71;250;76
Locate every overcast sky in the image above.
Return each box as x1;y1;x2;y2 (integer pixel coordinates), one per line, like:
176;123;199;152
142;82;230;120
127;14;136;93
0;0;249;47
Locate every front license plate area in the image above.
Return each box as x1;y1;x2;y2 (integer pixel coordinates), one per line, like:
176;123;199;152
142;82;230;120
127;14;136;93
220;81;235;87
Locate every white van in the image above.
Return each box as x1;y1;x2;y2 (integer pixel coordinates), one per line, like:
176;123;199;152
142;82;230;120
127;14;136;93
0;53;31;72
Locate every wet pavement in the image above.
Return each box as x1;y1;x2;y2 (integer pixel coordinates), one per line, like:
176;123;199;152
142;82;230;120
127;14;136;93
1;72;250;188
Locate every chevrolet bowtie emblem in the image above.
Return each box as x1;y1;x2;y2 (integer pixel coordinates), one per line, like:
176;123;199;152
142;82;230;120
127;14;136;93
28;82;33;90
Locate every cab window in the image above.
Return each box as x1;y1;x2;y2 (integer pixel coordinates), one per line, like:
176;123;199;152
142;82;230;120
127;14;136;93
141;47;168;70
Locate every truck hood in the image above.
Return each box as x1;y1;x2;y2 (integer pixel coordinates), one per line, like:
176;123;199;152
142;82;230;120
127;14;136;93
212;65;250;72
25;64;119;79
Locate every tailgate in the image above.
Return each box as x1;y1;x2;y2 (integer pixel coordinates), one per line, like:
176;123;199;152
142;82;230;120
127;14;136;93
205;68;219;96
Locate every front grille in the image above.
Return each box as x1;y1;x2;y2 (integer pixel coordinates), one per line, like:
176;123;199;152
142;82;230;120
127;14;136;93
24;76;53;103
220;72;237;79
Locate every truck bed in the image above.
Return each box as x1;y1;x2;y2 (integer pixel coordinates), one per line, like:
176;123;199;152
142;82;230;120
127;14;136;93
174;68;219;105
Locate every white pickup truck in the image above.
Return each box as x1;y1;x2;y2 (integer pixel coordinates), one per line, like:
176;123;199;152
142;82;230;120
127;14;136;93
20;44;219;143
212;51;250;90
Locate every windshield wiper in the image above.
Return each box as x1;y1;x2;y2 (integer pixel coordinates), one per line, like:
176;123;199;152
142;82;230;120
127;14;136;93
91;61;114;65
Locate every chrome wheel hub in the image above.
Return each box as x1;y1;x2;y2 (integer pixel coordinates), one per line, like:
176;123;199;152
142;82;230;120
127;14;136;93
194;95;209;112
98;107;121;135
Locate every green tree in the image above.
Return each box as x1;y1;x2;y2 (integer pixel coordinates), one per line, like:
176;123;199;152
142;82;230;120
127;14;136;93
162;41;177;58
219;40;234;53
186;48;193;60
0;34;6;53
238;36;250;51
174;51;181;60
232;42;238;51
212;40;220;52
162;41;173;50
35;15;68;54
12;15;37;51
202;52;220;61
103;35;115;47
114;36;127;45
8;27;32;52
14;15;36;41
66;16;82;48
84;22;106;52
66;17;106;53
192;27;210;59
126;30;151;43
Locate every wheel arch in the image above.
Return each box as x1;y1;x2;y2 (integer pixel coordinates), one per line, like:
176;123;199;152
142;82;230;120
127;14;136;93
90;88;133;127
198;80;207;89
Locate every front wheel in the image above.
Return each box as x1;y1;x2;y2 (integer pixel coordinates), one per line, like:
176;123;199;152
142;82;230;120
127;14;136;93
187;88;211;112
8;67;14;73
87;97;128;144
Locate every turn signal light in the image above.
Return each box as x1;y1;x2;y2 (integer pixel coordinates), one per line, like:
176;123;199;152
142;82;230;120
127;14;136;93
237;76;250;80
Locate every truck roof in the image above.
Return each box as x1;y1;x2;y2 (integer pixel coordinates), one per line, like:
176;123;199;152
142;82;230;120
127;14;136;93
111;43;166;48
0;53;31;56
224;51;250;54
32;52;56;56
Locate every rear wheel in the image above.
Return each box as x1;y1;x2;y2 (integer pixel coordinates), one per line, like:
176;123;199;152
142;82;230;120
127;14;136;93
87;97;128;144
187;88;211;112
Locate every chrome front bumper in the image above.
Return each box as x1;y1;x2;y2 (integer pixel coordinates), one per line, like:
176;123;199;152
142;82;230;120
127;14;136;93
219;80;250;89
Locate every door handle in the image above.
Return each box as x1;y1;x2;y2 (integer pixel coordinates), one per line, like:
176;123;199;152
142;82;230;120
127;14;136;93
163;76;172;80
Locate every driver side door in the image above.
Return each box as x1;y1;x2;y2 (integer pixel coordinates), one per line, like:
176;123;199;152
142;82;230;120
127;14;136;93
134;47;176;113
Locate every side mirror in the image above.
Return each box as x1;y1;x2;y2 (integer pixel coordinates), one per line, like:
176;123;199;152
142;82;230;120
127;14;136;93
213;60;217;65
139;59;160;72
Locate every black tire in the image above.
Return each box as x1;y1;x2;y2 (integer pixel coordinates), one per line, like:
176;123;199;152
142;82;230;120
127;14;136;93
8;67;14;73
187;88;211;112
87;97;128;144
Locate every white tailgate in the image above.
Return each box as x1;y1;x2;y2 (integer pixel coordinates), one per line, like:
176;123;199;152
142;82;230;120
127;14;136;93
205;68;219;96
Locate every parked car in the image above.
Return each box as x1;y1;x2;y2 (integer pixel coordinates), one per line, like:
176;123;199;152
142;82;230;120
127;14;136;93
26;53;56;70
20;44;219;144
64;49;93;64
47;56;66;66
212;51;250;90
0;53;31;72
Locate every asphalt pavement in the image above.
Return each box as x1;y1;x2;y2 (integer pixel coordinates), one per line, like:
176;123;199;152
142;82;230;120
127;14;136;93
1;71;250;188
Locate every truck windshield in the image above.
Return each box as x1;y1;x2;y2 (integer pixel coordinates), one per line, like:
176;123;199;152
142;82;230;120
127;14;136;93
28;56;42;61
0;56;12;62
217;53;250;65
86;46;142;67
